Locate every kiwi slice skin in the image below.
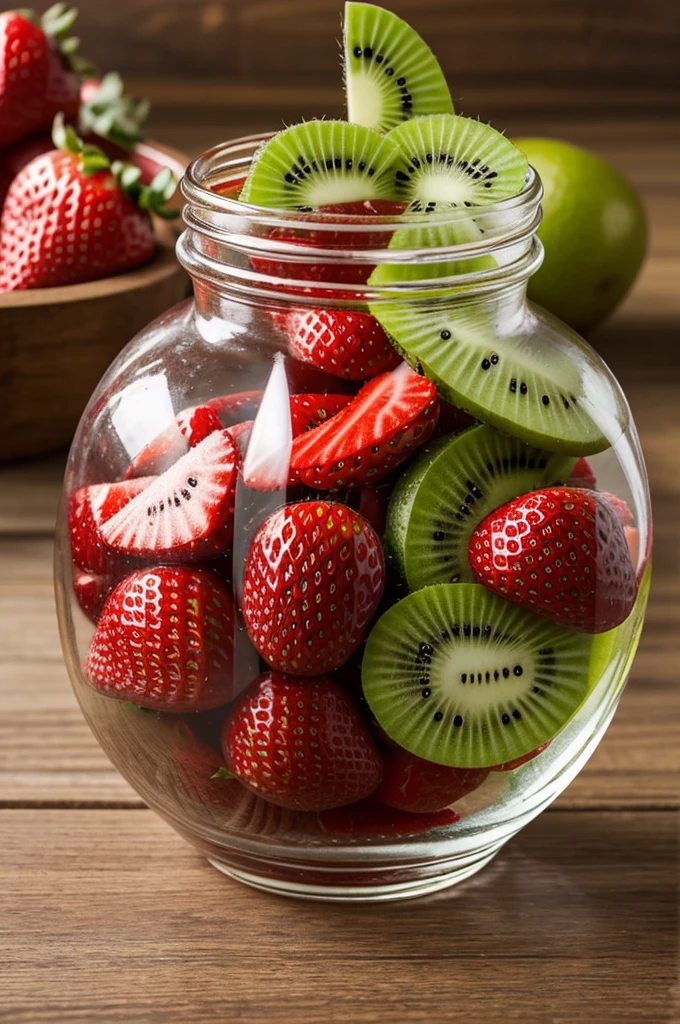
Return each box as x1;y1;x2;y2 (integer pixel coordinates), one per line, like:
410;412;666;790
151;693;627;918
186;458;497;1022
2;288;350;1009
385;114;529;210
361;582;595;769
370;300;612;456
239;120;401;210
386;425;576;590
344;2;454;133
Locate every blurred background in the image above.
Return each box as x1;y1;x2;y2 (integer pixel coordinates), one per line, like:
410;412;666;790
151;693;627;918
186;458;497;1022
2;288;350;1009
72;0;679;146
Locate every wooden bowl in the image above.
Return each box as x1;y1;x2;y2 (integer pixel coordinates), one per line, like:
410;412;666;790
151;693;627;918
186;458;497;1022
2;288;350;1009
0;140;190;462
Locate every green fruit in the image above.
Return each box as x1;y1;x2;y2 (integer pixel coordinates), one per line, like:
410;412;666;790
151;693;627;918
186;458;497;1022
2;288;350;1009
386;424;575;590
343;2;454;132
239;119;401;210
515;138;647;332
361;582;595;768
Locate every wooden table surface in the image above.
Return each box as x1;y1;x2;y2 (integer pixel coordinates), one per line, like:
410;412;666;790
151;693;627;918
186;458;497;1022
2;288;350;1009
2;113;679;1024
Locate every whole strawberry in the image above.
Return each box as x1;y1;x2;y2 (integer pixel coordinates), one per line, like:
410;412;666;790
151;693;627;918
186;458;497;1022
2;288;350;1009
469;487;637;633
85;566;235;711
276;308;400;380
0;117;176;291
0;4;85;147
375;748;490;814
222;671;383;811
242;501;385;674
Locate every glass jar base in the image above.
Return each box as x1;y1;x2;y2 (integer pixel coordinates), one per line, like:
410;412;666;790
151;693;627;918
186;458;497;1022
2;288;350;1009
207;848;501;903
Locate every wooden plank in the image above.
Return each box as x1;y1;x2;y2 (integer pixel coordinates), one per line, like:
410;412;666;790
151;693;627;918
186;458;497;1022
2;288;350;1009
1;808;677;1023
71;0;680;101
0;536;677;807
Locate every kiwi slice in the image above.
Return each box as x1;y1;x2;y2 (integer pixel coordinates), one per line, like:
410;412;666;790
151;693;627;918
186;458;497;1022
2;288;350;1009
369;218;497;288
239;120;401;210
385;114;528;211
343;2;454;133
362;583;594;768
387;425;576;590
369;296;619;455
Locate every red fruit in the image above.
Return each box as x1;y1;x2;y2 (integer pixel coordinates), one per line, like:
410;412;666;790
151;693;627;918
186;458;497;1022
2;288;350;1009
68;476;155;574
469;487;637;634
376;748;490;814
319;798;460;838
290;363;439;489
568;458;597;490
600;492;634;528
0;7;81;147
72;569;112;622
85;566;235;711
491;741;551;772
437;399;477;435
242;501;385;674
172;724;238;807
0;132;52;206
102;429;239;561
222;671;383;812
0;121;174;291
288;393;352;434
356;483;391;537
278;309;400;380
249;199;407;287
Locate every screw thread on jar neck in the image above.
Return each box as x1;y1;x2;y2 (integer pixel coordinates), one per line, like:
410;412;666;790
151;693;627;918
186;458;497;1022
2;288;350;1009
177;133;544;313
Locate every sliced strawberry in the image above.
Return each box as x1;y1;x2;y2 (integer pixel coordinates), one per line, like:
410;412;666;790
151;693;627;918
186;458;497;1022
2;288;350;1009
206;390;264;425
290;363;439;489
289;393;352;434
319;798;460;839
491;741;551;772
277;309;400;380
249;199;407;287
69;477;155;574
568;458;597;490
375;748;490;814
242;501;385;674
86;566;235;712
177;404;222;446
102;430;239;561
221;671;383;812
469;487;637;634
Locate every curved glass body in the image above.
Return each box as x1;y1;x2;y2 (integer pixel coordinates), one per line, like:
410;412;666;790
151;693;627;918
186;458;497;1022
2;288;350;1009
55;135;652;901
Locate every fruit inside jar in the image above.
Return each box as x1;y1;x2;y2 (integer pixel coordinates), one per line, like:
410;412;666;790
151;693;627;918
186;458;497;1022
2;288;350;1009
56;3;652;891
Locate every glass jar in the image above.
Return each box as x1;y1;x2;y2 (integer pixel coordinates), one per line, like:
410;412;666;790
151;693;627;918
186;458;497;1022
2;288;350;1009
55;134;652;902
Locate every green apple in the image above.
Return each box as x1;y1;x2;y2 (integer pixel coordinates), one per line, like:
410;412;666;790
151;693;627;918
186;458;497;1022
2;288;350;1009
514;137;647;333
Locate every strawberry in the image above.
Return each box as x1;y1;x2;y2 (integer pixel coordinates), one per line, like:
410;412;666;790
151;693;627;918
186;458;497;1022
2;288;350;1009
242;501;385;674
68;476;155;574
469;487;637;634
568;458;597;490
124;401;233;480
276;308;400;380
85;566;235;712
319;798;460;838
0;118;176;291
114;438;236;557
491;741;551;772
249;199;407;288
288;393;352;434
102;429;239;561
600;492;634;528
221;671;382;811
171;723;238;808
375;748;490;814
0;5;85;147
72;569;112;622
290;363;439;489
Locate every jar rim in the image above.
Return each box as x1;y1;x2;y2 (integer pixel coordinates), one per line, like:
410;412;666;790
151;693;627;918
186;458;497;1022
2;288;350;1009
181;131;543;232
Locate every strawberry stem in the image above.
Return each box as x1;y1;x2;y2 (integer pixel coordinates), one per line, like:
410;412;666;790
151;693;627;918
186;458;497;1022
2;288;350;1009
51;114;179;217
79;72;150;151
40;3;97;78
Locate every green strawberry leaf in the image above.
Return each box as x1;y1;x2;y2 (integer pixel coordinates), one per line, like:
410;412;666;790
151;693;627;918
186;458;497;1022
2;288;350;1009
211;767;237;780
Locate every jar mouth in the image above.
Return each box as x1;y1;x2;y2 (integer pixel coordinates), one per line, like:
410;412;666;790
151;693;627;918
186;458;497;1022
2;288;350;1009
181;131;542;230
178;132;544;303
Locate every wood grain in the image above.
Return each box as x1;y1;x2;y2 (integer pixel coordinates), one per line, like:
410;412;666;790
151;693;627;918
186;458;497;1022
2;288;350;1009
1;808;677;1022
71;0;680;107
0;535;677;808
